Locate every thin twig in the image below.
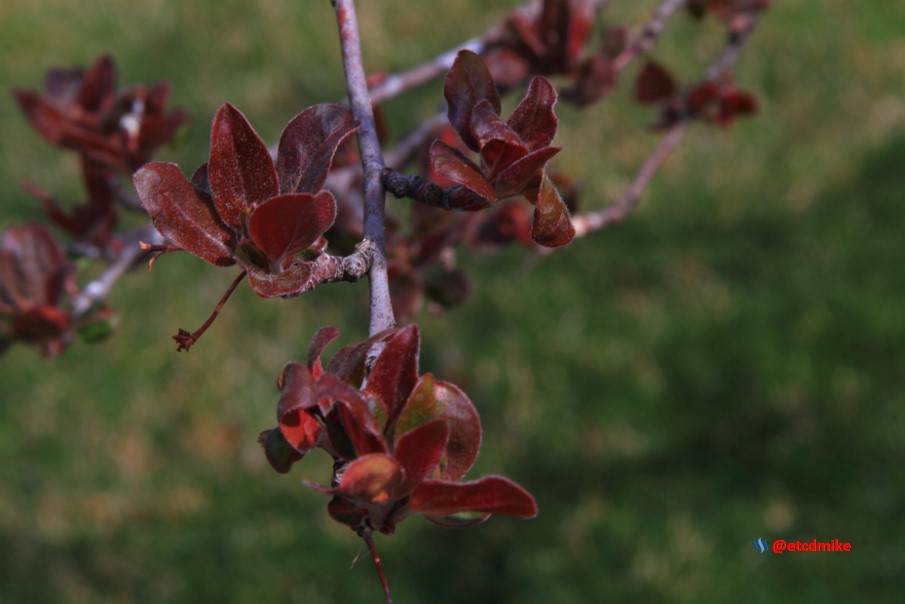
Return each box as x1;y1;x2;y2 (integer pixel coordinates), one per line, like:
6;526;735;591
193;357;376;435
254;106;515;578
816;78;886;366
369;35;492;105
572;122;688;234
333;0;396;336
359;528;394;604
613;0;688;71
71;226;161;317
573;10;763;237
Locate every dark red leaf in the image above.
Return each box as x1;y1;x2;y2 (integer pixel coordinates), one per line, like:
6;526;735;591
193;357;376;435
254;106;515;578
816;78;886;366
276;104;359;194
307;326;341;374
531;174;575;247
429;141;496;201
133;162;237;266
563;54;618;107
686;82;721;114
364;325;421;423
247;191;337;266
395;374;481;481
0;225;69;309
316;372;386;456
324;454;404;505
444;50;501;152
259;427;304;474
507;76;558;151
471;101;528;181
326;328;398;387
719;88;758;126
75;55;116;113
327;495;368;528
409;476;538;518
208;103;278;229
494;146;561;198
393;419;449;490
277;361;317;418
12;90;67;144
244;260;313;298
635;61;678;104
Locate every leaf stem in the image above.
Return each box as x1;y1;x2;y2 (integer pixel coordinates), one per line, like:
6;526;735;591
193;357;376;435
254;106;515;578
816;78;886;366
359;527;394;604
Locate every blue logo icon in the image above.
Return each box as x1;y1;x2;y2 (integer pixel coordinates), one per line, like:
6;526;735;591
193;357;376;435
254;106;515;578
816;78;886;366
754;537;768;554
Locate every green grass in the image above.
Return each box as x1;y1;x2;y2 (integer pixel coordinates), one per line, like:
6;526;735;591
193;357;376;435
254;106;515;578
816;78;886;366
1;0;904;602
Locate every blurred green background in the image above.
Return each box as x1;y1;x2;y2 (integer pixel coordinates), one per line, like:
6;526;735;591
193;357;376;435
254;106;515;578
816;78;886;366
1;0;903;602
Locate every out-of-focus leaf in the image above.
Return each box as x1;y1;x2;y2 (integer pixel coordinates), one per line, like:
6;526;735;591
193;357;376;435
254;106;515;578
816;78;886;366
208;103;278;228
276;104;359;194
635;60;678;104
444;50;501;152
134;162;237;266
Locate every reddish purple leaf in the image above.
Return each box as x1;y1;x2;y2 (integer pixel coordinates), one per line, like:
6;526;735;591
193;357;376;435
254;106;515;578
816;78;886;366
635;61;678;104
75;55;116;113
307;326;341;374
12;90;67;144
531;174;575;247
393;419;449;490
326;328;398;387
507;76;559;151
134;162;237;266
247;191;337;266
277;362;317;418
0;225;69;309
719;88;758;126
471;101;529;182
564;0;595;62
260;428;304;474
208;103;279;229
495;145;561;198
563;54;618;107
429;141;497;201
330;454;403;505
364;324;421;422
410;476;538;518
244;260;313;298
686;82;721;114
327;495;368;528
316;372;386;456
395;374;481;481
444;50;501;152
276;104;359;194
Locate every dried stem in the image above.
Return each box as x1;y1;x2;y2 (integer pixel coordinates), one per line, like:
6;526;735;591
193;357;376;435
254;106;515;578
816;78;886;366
573;10;763;237
359;527;394;604
333;0;395;336
173;269;246;352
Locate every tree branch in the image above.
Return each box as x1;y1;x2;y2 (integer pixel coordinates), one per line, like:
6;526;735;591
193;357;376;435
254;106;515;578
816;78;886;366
573;9;763;237
613;0;688;71
333;0;395;336
71;226;160;317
